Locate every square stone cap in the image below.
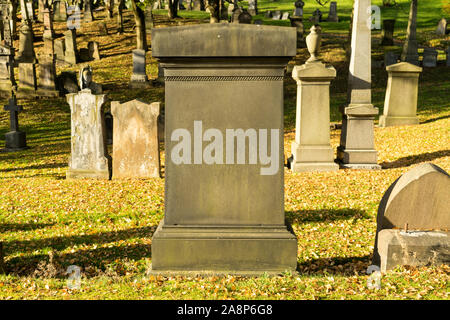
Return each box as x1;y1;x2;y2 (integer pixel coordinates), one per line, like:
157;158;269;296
292;62;336;80
386;62;422;73
152;24;297;58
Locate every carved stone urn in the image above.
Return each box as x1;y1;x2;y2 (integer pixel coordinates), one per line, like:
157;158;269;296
306;25;322;63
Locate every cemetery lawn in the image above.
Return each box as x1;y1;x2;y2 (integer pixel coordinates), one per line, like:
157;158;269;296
0;0;449;300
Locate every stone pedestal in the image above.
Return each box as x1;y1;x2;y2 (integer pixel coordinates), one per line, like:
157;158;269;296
337;0;380;170
379;62;422;127
150;24;298;275
111;99;161;179
17;62;37;97
289;62;338;172
66;89;110;180
129;49;150;88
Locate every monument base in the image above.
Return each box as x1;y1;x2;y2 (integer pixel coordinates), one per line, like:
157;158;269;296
150;221;298;276
377;229;450;273
16;88;37;99
336;147;381;170
379;115;419;127
289;143;339;172
5;131;28;151
129;74;151;88
66;168;110;180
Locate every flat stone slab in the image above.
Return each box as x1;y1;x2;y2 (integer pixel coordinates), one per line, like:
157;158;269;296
377;229;450;272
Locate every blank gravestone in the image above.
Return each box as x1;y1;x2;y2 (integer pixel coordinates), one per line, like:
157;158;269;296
436;18;447;36
422;48;438;67
150;24;298;275
373;163;450;272
111;99;161;179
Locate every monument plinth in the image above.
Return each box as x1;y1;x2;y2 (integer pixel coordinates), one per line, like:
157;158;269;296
150;24;298;275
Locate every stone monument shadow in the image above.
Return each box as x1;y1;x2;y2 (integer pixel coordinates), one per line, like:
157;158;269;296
380;150;450;169
286;208;368;225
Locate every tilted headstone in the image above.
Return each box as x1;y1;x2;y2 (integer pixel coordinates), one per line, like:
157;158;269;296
54;38;65;62
289;26;338;172
3;93;28;151
327;1;338;22
88;41;100;60
16;22;36;63
248;0;257;16
379;62;422;127
372;163;450;272
64;29;79;65
293;0;304;18
436;18;447;36
129;49;150;88
337;0;380;170
17;62;37;95
66;88;110;180
281;12;290;20
422;47;438;67
150;24;298;274
0;44;16;97
384;51;398;67
111;99;161;179
401;0;419;66
272;10;281;20
381;19;395;46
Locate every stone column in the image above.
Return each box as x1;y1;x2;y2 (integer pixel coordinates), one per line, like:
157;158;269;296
111;100;161;179
379;62;421;127
150;24;298;275
401;0;419;66
289;26;338;172
337;0;380;170
66;89;110;180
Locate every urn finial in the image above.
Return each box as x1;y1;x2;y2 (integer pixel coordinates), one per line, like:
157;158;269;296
306;25;322;63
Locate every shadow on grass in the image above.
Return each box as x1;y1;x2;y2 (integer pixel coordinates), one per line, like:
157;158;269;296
0;223;55;232
380;150;450;169
421;114;450;124
0;162;67;173
297;255;371;276
5;226;156;276
286;208;369;225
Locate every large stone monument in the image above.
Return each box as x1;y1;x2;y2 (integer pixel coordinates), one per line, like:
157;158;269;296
337;0;380;170
0;1;13;47
17;62;37;96
150;24;298;275
0;44;16;97
129;49;150;88
372;163;450;272
16;22;36;63
111;99;161;179
66;75;110;179
401;0;419;66
289;26;338;172
3;93;28;151
64;29;79;65
379;62;422;127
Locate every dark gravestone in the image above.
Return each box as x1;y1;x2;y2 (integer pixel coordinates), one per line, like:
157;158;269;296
272;10;281;20
381;19;395;46
238;10;252;24
327;1;338;22
57;71;79;94
3;93;28;151
422;48;438;67
293;0;304;18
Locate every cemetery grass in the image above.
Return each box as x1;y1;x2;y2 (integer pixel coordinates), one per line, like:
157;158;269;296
0;4;449;300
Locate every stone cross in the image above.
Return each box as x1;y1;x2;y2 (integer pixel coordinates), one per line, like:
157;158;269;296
401;0;419;65
293;0;304;17
337;0;380;170
4;94;22;132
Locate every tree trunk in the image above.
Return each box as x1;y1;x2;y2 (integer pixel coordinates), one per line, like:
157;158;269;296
117;0;124;34
130;0;147;51
168;0;180;19
10;0;19;39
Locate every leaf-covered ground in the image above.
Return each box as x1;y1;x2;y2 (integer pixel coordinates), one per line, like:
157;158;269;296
0;0;449;299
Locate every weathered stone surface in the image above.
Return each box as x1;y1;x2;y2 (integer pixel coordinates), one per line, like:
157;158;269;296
88;41;100;60
37;54;59;97
42;7;55;40
289;16;304;46
17;23;36;63
401;0;419;66
381;19;395;46
281;12;289;20
337;0;380;170
248;0;257;16
422;47;438;68
64;29;78;65
310;9;322;23
129;49;150;88
380;62;421;127
150;24;297;275
372;163;450;266
57;71;79;94
327;1;338;22
66;89;110;180
377;229;449;272
0;44;16;97
436;18;447;36
145;6;154;33
18;62;37;94
111;99;160;179
53;0;68;22
54;38;65;62
272;10;281;20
